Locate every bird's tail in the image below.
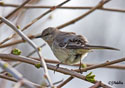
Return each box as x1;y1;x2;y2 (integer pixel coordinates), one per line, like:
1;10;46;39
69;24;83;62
85;44;119;51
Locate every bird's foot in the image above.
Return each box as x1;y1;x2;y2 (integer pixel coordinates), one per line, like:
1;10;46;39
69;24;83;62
79;64;82;74
54;62;61;74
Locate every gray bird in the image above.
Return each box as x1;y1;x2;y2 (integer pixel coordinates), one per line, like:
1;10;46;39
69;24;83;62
36;27;119;65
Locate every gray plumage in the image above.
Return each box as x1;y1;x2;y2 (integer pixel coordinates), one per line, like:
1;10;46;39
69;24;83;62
36;27;119;65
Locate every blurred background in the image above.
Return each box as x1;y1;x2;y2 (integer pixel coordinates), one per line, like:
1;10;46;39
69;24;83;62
0;0;125;88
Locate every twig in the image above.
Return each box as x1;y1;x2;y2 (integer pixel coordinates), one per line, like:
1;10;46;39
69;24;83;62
68;56;125;87
27;43;46;57
0;0;30;45
0;60;23;80
75;63;125;70
0;60;36;88
0;74;63;88
59;54;125;87
0;17;53;87
32;58;125;70
21;0;70;31
1;54;124;88
4;0;30;19
74;57;125;72
0;53;113;88
0;0;30;24
0;34;16;45
56;0;110;29
0;0;70;45
0;34;40;48
65;55;124;86
57;76;74;88
0;74;17;82
1;56;125;70
1;50;124;70
53;79;64;86
0;0;111;50
1;3;125;13
0;62;21;75
89;81;101;88
13;80;23;88
51;56;125;88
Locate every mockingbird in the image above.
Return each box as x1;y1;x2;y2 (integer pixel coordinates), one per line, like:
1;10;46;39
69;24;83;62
36;27;119;65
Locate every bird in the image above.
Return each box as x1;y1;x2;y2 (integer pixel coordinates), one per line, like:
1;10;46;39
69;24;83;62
36;27;119;65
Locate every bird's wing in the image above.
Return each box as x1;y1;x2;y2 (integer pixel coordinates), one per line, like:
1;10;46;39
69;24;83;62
54;32;119;51
55;32;89;49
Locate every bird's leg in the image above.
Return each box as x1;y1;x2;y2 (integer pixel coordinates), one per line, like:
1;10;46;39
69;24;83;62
54;62;62;74
79;59;82;74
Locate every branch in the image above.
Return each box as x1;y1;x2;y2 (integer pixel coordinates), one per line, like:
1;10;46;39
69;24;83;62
56;0;110;29
74;57;125;72
66;57;125;87
1;3;125;13
13;80;23;88
0;53;112;88
0;2;111;49
52;56;125;88
0;16;53;87
27;43;46;57
0;60;37;88
21;0;70;32
0;74;17;82
57;76;74;88
0;0;31;45
0;74;63;88
2;56;125;70
32;58;125;70
0;34;40;48
89;81;101;88
0;0;30;24
76;63;125;70
0;0;70;45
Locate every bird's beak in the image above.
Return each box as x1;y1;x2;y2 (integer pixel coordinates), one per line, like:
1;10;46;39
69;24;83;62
35;34;42;38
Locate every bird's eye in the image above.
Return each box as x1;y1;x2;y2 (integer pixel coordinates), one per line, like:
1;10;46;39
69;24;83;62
44;33;50;36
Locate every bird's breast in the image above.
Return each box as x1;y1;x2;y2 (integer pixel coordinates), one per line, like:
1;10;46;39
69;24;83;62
51;43;88;65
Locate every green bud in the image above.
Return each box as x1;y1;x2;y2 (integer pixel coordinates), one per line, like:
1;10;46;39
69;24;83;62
38;47;41;51
81;63;87;68
35;63;41;69
16;25;20;29
89;75;95;78
85;72;96;83
86;72;92;77
11;48;21;55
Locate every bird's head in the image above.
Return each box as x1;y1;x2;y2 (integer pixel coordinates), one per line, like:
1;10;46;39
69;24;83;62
36;27;59;45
